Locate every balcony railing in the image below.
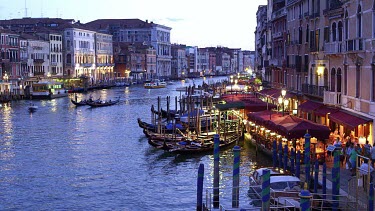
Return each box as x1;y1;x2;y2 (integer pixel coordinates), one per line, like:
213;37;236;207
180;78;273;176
323;91;341;105
272;8;287;20
33;59;44;63
51;62;57;66
301;84;328;97
324;42;343;54
269;58;282;67
346;38;365;52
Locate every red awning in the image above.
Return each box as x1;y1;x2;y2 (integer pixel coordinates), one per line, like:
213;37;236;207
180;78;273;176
314;106;339;117
298;100;323;112
328;110;372;130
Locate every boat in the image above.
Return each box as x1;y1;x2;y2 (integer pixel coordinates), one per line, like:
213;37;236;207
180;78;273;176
31;81;68;99
168;132;239;154
144;79;167;89
28;104;38;112
86;98;120;107
71;99;88;106
248;167;302;207
137;118;186;134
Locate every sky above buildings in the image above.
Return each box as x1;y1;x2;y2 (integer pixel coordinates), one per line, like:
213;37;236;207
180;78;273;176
0;0;267;50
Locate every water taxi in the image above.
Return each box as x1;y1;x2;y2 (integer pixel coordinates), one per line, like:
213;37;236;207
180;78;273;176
144;79;167;89
31;81;68;99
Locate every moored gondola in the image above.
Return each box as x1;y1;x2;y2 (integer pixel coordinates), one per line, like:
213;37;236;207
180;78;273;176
86;98;120;107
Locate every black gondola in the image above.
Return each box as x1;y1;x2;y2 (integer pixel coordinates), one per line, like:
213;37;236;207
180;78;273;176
86;99;120;107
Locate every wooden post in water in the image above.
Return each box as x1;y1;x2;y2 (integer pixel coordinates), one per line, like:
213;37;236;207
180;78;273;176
232;145;240;208
283;144;288;172
299;190;312;211
261;169;270;211
304;133;311;185
332;150;340;210
272;140;277;168
157;96;161;134
314;160;319;193
213;134;220;208
369;183;374;211
291;148;295;174
296;150;301;178
196;163;204;211
278;141;283;169
323;163;327;199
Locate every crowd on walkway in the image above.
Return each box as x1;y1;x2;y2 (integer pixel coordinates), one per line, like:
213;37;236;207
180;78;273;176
329;134;375;178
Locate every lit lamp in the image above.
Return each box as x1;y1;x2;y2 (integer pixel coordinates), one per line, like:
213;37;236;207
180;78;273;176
317;66;324;76
359;137;366;145
311;137;318;160
278;89;287;116
4;73;9;82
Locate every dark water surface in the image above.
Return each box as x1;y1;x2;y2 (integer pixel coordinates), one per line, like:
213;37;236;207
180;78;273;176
0;77;272;210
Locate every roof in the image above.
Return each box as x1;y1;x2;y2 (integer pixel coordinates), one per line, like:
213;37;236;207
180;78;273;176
314;106;339;117
329;110;372;130
85;19;154;30
298;100;323;112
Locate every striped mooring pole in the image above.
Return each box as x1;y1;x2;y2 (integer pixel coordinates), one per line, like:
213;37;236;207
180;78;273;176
299;190;312;211
304;133;311;185
278;141;283;169
323;163;327;199
314;160;319;193
232;145;240;208
196;163;204;211
296;150;301;178
272;140;277;168
290;148;295;174
283;144;288;172
261;169;270;211
213;134;220;208
369;183;374;211
332;150;340;211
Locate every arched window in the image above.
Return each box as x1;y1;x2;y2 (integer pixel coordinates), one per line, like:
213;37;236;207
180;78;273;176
67;53;71;64
345;10;349;40
324;68;328;88
331;68;336;92
332;22;337;42
357;4;362;37
338;21;343;42
337;68;342;92
306;24;309;43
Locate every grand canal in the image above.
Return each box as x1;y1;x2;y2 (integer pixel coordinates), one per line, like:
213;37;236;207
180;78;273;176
0;77;272;210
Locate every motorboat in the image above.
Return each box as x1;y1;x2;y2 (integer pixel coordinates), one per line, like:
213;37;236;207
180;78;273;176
28;104;38;112
144;79;167;89
248;167;302;207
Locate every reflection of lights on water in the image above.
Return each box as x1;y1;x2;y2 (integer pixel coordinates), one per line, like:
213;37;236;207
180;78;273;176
51;99;58;112
1;104;15;160
124;87;130;94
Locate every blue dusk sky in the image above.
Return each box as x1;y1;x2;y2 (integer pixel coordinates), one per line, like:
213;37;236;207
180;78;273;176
0;0;267;50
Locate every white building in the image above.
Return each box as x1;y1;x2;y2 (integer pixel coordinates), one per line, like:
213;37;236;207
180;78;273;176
94;32;114;82
63;27;96;81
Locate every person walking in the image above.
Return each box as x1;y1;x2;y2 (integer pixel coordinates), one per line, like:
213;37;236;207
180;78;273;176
370;143;375;167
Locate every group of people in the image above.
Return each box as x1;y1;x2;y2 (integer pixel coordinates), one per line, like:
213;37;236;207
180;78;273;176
332;137;375;177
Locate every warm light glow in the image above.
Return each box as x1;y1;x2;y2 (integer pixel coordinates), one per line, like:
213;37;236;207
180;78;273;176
281;89;286;97
260;127;265;131
311;137;318;144
278;97;283;104
270;132;276;136
284;99;289;106
317;66;324;76
359;137;366;145
265;129;271;133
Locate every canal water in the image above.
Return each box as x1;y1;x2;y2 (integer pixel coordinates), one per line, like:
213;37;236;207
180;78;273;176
0;77;272;210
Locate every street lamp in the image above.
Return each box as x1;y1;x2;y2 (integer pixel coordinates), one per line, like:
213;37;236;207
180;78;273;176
278;89;288;116
3;73;9;82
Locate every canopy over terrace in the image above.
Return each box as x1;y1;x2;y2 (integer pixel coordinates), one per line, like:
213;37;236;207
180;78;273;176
221;94;276;112
247;111;331;140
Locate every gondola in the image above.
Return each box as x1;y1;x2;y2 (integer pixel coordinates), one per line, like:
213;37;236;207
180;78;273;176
137;118;186;133
28;104;38;112
168;133;239;154
86;98;120;107
71;99;88;106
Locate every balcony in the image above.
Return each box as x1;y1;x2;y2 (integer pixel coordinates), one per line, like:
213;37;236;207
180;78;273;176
273;32;283;39
51;62;57;66
309;12;320;18
323;91;341;105
272;8;287;20
302;84;328;98
269;58;282;67
324;42;343;55
346;38;365;52
33;59;44;63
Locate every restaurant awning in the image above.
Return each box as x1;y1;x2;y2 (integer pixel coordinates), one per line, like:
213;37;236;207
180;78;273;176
278;120;331;140
314;106;339;117
215;101;245;111
298;100;323;112
328;110;372;130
